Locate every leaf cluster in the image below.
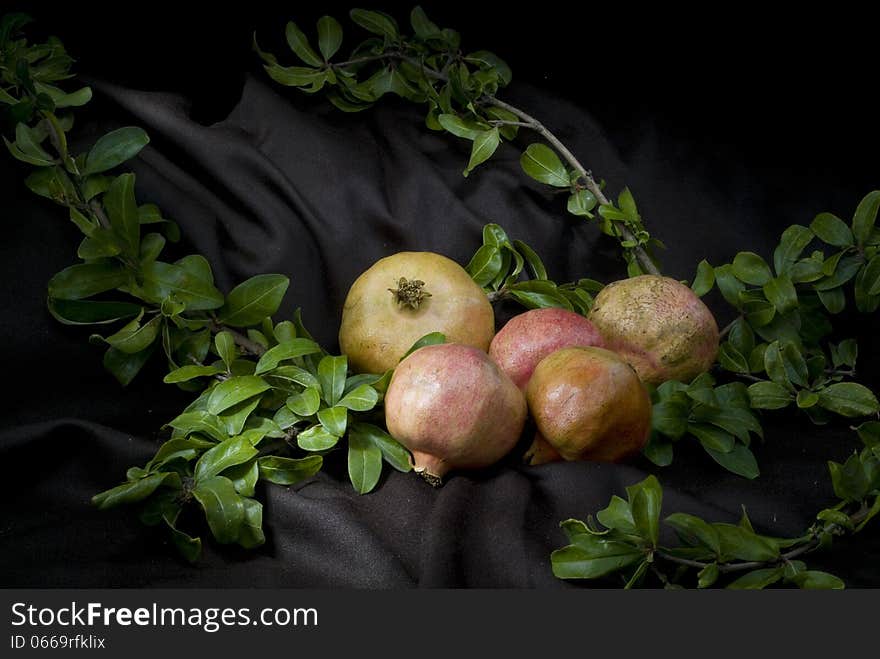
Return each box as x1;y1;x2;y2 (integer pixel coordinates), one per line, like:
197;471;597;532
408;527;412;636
2;18;417;561
257;7;660;273
466;223;603;313
551;470;880;589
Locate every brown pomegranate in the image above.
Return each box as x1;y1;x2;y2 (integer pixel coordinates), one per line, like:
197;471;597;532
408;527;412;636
526;346;652;463
339;251;495;374
488;307;605;390
588;275;719;385
384;343;527;485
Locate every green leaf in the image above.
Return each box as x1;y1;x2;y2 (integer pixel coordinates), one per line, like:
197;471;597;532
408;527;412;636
218;274;290;327
237;498;265;549
165;517;201;564
796;390;820;409
337;384;379;411
47;298;141;326
714;523;779;562
665;513;721;555
350;423;412;472
83;126;150;175
402;332;446;360
146;437;213;470
284;21;322;67
626;476;662;546
705;443;760;479
789;570;846;589
103;173;140;256
829;454;869;501
48;261;128;300
732;252;773;286
790;256;825;283
297;424;340;451
103;345;153;386
651;400;689;439
225;459;259;497
773;224;814;275
811;212;854;247
817;382;880;417
105;314;161;354
691;405;762;443
287;386;321;417
727;567;785;590
264;64;327;88
551;535;643;580
4;135;55;166
194;436;259;482
166;410;228;442
691;260;715;297
316;16;343;60
855;421;880;449
642;434;674;466
714;264;746;308
206;376;270;415
520;143;569;188
318;355;347;406
92;472;178;510
852;191;880;247
763;275;797;314
317;406;348;437
512;239;549;280
139;232;165;265
814;255;862;291
437;113;480;140
688;424;735;453
717;343;750;374
141;261;224;311
463;127;500;177
697;563;720;588
214;331;237;372
780;342;809;388
507;280;572;310
748;381;794;410
258;455;323;486
192;476;244;544
596;496;637;535
861;256;880;296
350;9;399;39
727;318;755;357
466;244;503;287
763;342;791;389
464;50;512;87
567;190;598;217
817;287;846;314
348;428;383;494
254;338;322;374
410;6;441;39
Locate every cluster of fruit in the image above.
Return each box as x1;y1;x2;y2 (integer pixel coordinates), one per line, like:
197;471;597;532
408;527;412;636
338;251;720;484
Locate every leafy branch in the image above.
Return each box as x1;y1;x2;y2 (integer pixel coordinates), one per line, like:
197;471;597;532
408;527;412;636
1;13;414;562
255;6;661;276
552;437;880;589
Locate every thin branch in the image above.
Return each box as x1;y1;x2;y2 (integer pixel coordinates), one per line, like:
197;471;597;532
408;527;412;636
209;320;266;357
329;50;661;275
483;95;660;276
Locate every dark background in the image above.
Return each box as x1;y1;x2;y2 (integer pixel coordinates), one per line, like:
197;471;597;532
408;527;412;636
1;2;878;588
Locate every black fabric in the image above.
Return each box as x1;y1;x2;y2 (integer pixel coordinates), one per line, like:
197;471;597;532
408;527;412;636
2;4;878;588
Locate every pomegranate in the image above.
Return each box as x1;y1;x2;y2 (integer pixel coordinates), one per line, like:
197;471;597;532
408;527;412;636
526;346;652;462
488;307;605;390
383;343;527;485
338;251;495;374
588;275;719;385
